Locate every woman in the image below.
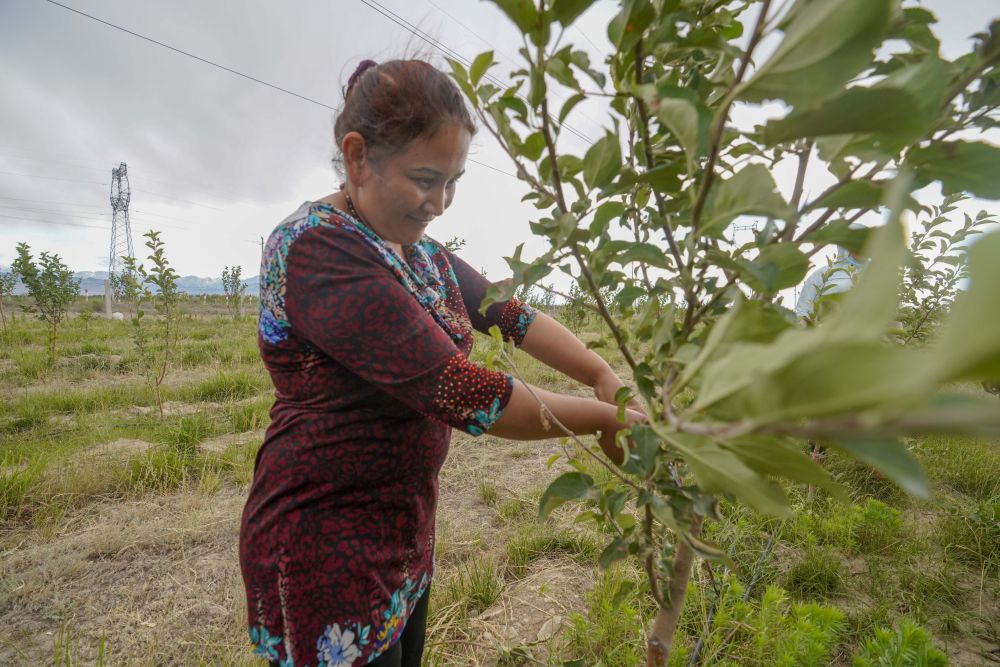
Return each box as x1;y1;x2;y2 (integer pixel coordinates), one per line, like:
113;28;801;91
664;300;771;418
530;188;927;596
240;59;640;667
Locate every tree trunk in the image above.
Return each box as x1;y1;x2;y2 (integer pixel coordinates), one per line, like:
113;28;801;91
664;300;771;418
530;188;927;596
646;516;704;666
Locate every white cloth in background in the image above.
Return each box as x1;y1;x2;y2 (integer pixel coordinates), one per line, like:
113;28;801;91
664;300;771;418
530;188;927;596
794;247;866;318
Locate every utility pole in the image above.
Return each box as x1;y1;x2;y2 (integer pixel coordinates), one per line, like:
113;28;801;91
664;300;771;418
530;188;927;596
107;162;134;316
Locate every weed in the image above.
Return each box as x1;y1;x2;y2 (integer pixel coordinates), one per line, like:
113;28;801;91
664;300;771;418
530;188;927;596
497;497;531;524
509;444;531;459
564;564;652;666
852;619;947;666
13;348;50;380
478;479;499;506
444;557;504;615
938;496;1000;574
853;499;904;554
186;370;268;403
159;413;215;456
915;435;1000;502
694;583;845;667
784;546;843;599
226;397;272;432
505;524;601;577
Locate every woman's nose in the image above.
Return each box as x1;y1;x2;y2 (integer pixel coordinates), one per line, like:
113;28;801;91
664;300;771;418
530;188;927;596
425;186;447;216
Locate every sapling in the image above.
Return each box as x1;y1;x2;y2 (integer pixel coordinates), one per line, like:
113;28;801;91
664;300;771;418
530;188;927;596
222;265;247;320
117;231;180;419
458;2;1000;662
0;271;16;333
10;243;80;364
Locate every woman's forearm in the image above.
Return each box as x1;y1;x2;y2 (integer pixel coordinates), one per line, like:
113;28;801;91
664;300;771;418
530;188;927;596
519;311;614;387
489;380;615;441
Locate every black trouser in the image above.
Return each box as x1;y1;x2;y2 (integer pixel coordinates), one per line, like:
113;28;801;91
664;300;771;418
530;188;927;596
269;585;431;667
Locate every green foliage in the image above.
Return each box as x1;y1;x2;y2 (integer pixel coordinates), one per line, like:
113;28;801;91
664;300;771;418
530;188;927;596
695;583;845;667
897;195;996;344
221;265;247;320
0;270;15;331
115;231;180;419
852;619;948;667
10;242;80;364
939;495;1000;574
783;547;844;600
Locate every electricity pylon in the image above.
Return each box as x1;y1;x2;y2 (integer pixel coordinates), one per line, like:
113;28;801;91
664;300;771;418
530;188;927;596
108;161;134;284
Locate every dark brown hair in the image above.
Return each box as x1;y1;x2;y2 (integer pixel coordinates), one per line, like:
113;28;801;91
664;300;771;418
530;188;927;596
333;59;476;170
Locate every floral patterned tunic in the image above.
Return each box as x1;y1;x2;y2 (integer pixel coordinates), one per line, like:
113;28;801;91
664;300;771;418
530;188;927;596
240;202;536;666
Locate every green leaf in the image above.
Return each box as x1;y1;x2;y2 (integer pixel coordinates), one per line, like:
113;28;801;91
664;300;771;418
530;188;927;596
812;180;886;210
832;437;930;498
490;0;539;34
927;230;1000;382
800;219;872;254
659;430;791;516
725;436;846;500
607;0;655;52
538;471;595;519
469;50;495;86
598;536;629;569
550;0;594;26
908;141;1000;200
559;92;587;124
582;132;622;190
762;87;924;144
740;0;893;106
520;132;547;161
655;94;703;170
617;243;672;270
620;424;659;477
589;201;625;236
699;164;792;237
736;244;811;295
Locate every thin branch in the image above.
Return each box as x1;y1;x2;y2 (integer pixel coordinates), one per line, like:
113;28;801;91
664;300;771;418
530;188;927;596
781;141;813;241
498;344;642;492
690;0;773;234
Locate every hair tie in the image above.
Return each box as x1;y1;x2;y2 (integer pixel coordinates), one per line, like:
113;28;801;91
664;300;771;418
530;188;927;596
348;59;378;91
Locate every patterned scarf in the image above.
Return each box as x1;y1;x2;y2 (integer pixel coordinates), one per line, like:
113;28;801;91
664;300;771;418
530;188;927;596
315;203;466;342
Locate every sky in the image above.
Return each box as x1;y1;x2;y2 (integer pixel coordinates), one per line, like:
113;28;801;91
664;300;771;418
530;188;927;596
1;0;998;287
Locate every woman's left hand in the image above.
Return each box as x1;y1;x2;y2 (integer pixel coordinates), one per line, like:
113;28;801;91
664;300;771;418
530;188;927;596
592;369;646;416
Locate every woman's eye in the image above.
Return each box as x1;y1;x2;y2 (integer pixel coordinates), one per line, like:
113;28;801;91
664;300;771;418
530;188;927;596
414;178;435;189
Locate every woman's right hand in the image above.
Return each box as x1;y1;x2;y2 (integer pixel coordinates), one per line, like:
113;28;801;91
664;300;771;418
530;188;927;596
597;408;646;466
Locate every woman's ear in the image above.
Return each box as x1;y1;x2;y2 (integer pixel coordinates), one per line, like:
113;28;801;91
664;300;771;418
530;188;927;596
341;131;370;186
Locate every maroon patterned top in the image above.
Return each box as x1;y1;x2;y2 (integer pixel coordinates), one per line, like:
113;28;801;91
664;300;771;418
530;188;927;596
240;202;536;666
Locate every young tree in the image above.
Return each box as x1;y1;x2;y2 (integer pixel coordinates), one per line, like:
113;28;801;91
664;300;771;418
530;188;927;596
0;270;16;332
898;194;996;343
222;265;247;319
118;231;180;419
10;243;80;363
454;2;1000;662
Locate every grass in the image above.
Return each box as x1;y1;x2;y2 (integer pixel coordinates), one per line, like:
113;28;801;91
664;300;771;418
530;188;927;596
1;308;996;665
505;523;602;577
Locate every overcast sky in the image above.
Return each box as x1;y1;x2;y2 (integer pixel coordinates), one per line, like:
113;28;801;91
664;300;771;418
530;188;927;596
1;0;997;285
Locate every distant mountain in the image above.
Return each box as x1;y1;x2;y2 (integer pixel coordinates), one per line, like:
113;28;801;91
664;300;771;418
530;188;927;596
0;265;257;296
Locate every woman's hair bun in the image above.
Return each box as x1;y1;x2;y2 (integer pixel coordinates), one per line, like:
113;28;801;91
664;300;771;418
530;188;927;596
347;60;379;93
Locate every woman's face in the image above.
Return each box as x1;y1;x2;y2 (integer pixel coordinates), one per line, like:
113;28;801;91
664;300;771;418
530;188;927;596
348;122;471;246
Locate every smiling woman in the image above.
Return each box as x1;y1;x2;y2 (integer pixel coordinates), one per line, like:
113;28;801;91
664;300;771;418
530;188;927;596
239;58;642;667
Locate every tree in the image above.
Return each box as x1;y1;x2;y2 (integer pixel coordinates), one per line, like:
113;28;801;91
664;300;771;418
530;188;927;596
10;243;80;363
453;2;1000;662
897;193;996;343
0;270;16;332
117;231;180;419
222;265;247;320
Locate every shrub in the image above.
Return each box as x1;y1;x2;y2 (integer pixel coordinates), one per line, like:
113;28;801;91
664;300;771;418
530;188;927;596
852;619;948;667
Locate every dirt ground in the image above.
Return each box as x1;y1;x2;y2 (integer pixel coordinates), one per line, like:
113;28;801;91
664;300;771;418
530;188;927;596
0;430;583;666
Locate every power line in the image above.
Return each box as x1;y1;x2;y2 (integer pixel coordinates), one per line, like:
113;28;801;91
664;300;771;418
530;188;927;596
43;0;337;111
357;0;596;145
0;170;106;186
40;0;518;179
